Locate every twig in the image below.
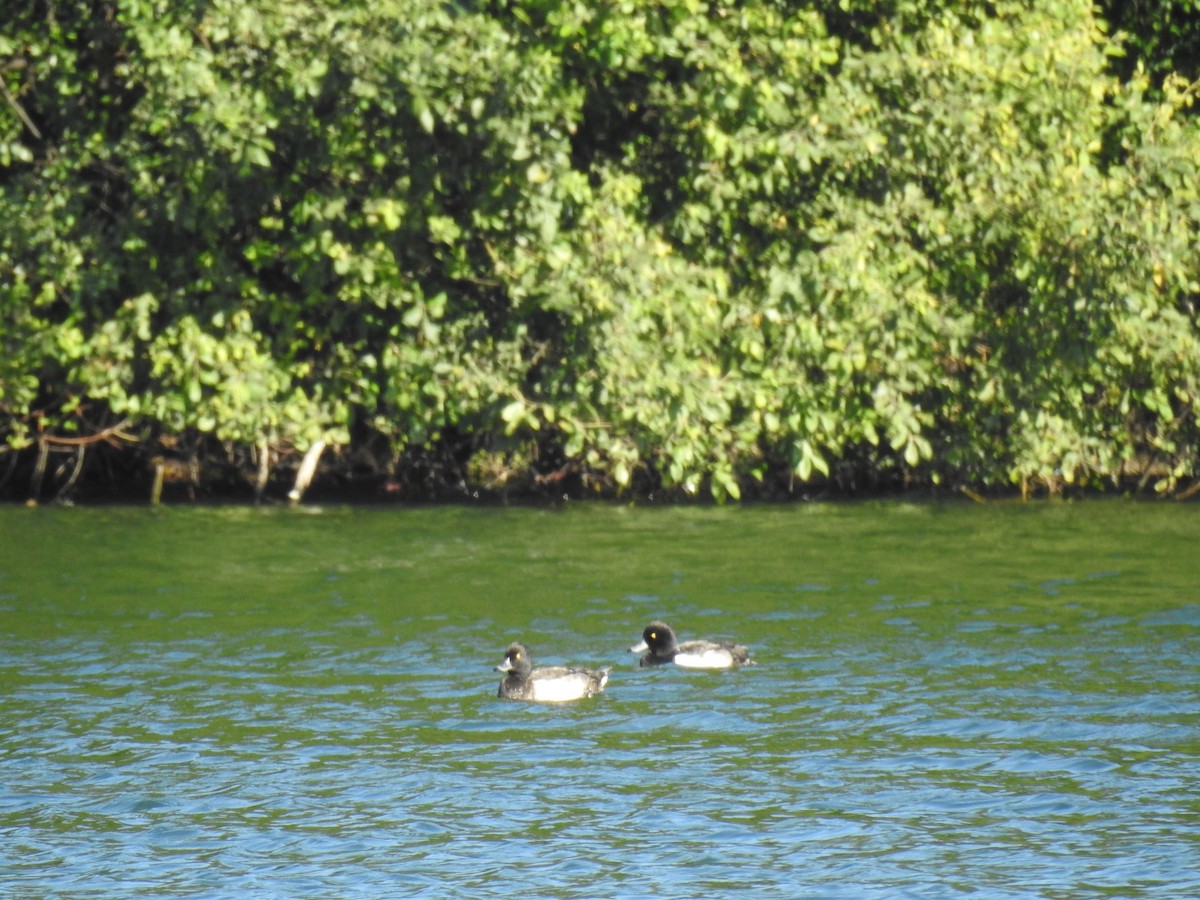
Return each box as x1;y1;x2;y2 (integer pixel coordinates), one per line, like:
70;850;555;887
289;439;326;505
0;74;41;140
255;435;270;504
54;445;87;502
1174;480;1200;502
40;418;136;448
29;436;48;501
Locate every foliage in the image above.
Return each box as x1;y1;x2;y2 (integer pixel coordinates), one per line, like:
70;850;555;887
1;0;1198;502
1098;0;1200;86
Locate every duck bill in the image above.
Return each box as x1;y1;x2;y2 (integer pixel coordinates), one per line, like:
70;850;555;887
494;659;513;673
628;640;648;654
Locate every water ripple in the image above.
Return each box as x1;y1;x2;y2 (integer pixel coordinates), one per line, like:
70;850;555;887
2;503;1199;897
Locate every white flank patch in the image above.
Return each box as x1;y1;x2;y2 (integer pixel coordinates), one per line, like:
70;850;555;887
673;648;734;668
530;674;595;703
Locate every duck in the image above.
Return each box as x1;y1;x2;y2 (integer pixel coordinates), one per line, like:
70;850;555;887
628;621;754;669
494;642;610;702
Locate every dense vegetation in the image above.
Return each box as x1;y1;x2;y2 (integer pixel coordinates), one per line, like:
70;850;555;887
2;0;1199;504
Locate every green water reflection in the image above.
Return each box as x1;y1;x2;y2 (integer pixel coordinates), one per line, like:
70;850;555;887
1;501;1197;897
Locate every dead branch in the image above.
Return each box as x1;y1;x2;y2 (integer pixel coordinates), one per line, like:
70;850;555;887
40;419;137;448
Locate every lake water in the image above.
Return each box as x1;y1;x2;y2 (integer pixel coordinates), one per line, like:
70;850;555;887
1;501;1197;897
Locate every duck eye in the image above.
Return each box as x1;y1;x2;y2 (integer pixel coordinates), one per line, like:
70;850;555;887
650;632;657;640
513;651;521;660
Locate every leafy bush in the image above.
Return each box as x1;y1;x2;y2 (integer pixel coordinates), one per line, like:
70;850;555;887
2;0;1197;502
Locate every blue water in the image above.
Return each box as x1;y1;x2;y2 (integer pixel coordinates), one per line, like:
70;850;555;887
1;502;1197;896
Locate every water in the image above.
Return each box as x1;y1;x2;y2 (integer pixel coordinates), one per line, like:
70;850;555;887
1;501;1197;897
